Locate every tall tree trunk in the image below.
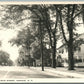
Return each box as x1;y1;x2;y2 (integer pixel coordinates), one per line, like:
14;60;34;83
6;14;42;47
39;19;44;71
67;5;75;70
68;42;74;70
40;35;44;71
68;25;74;70
52;47;56;68
52;36;56;68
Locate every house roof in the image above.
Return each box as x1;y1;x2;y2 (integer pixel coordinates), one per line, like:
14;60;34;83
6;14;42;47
57;43;66;50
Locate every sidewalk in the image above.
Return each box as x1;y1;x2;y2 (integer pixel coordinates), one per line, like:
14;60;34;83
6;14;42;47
31;67;84;78
46;67;84;78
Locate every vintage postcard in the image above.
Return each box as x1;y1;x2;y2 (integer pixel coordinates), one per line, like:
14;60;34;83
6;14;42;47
0;1;83;83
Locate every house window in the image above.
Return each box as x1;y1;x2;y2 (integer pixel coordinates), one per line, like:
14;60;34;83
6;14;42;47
62;49;64;54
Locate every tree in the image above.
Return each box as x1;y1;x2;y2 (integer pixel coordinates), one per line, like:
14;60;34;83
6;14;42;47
9;27;36;66
58;5;75;70
1;5;61;69
2;5;47;70
29;5;60;68
10;27;35;47
0;50;13;66
32;43;51;66
7;59;14;66
55;4;84;70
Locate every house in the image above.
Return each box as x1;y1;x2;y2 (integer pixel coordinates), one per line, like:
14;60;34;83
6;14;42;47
57;33;84;67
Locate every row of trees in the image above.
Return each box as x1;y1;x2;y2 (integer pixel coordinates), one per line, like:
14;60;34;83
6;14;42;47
1;4;84;70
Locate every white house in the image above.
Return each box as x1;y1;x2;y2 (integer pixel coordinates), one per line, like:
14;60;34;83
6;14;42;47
57;33;84;67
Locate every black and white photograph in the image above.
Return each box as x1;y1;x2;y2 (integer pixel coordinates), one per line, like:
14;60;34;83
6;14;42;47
0;3;84;81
